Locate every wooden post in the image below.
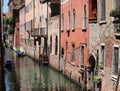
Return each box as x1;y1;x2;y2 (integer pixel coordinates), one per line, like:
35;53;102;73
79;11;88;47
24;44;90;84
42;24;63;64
114;68;120;91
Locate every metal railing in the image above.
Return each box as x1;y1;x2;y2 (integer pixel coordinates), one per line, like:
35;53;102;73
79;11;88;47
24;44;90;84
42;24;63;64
40;27;47;36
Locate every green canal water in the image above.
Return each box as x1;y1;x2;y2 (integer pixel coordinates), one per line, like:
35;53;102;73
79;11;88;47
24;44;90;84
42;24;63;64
6;48;82;91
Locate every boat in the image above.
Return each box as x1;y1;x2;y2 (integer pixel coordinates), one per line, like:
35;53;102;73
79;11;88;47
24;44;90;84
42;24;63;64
17;51;25;57
5;59;13;71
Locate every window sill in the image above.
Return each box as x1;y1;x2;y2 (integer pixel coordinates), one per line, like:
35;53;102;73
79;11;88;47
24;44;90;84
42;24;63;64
82;27;87;31
99;21;106;25
61;29;64;32
111;75;117;86
112;17;120;23
66;29;70;33
72;28;75;32
71;62;75;66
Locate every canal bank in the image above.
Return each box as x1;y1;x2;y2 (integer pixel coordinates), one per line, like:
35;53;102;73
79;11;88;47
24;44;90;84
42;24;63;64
5;47;82;91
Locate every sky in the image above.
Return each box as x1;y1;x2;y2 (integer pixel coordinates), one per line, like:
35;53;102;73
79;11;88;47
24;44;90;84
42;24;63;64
3;0;8;13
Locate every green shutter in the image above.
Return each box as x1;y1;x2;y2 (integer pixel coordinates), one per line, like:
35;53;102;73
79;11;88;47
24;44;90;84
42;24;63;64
114;48;119;75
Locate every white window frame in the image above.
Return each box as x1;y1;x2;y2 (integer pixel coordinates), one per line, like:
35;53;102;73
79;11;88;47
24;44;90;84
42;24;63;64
61;13;64;31
72;9;75;30
82;4;87;30
67;11;70;30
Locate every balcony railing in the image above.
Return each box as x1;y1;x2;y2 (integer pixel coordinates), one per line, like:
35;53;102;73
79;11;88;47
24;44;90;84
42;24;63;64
40;27;47;36
31;28;39;36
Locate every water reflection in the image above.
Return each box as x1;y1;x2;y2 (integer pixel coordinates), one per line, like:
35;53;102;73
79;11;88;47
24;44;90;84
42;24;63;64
6;48;82;91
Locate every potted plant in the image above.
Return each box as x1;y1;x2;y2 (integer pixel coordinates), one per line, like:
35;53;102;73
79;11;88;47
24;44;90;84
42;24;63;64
99;64;104;70
94;75;101;88
110;7;120;18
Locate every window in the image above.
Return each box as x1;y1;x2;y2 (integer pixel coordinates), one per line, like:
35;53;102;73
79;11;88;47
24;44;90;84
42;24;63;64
114;21;120;33
81;46;84;64
61;13;64;31
72;9;75;30
82;5;87;30
50;36;52;53
25;5;29;13
55;36;58;55
100;0;106;21
68;11;70;30
113;47;119;75
100;46;105;69
71;44;75;62
61;47;64;57
114;0;120;8
66;42;68;50
89;0;97;20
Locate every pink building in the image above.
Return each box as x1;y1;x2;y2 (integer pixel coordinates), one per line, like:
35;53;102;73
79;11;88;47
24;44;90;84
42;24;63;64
60;0;89;83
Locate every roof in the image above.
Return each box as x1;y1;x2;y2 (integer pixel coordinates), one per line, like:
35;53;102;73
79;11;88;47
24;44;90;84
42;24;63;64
3;12;12;18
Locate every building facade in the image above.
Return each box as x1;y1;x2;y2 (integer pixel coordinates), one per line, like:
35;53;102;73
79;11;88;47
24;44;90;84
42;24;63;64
60;0;89;83
89;0;120;90
47;0;60;70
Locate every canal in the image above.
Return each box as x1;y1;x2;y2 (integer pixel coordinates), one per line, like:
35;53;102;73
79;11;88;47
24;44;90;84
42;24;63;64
5;48;82;91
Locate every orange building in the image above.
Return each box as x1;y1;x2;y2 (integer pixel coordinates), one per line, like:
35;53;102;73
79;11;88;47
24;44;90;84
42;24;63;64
60;0;89;83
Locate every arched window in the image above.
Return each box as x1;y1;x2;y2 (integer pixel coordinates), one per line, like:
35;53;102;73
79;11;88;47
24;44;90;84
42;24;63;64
55;36;58;55
61;47;64;57
50;36;52;53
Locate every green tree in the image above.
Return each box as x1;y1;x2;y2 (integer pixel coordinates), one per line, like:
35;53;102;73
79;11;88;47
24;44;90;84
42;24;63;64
4;17;14;34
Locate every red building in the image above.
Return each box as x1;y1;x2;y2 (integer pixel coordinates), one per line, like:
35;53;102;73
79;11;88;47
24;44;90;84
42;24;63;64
60;0;89;83
8;0;21;51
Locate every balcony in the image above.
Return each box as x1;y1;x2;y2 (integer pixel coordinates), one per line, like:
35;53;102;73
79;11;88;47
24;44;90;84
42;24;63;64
31;28;39;37
40;27;47;38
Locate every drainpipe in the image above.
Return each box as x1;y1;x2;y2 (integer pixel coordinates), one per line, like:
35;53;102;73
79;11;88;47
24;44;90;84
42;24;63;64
46;1;48;62
59;0;61;70
33;0;36;60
